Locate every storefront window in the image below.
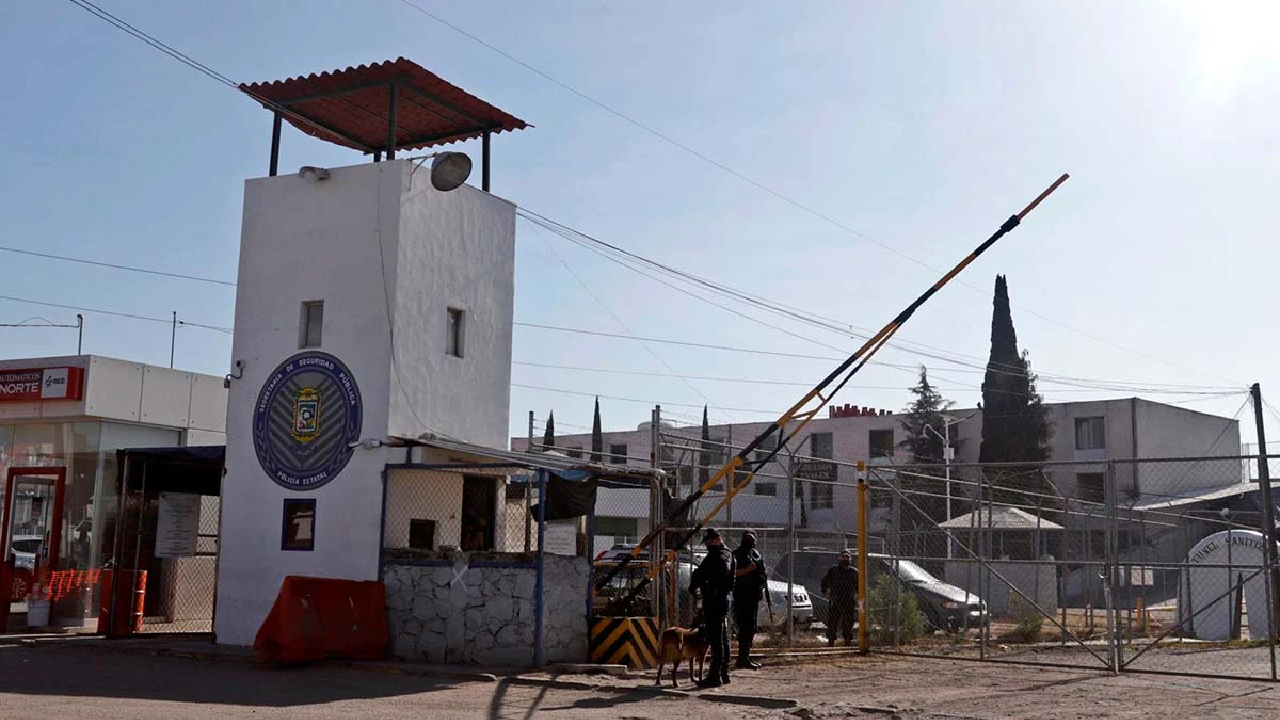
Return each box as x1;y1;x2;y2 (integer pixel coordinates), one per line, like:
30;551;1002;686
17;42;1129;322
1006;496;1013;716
12;423;63;468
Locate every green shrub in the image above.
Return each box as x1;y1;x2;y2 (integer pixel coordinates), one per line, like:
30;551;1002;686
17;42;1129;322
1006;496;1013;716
1001;596;1044;643
867;575;924;645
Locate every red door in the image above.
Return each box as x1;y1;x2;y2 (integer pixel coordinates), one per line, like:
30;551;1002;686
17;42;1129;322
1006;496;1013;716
1;467;67;604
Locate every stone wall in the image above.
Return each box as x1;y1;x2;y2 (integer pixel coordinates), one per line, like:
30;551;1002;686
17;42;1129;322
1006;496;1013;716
383;551;588;666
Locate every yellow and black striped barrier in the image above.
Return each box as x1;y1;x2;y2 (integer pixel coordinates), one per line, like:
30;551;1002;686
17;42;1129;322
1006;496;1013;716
589;616;660;669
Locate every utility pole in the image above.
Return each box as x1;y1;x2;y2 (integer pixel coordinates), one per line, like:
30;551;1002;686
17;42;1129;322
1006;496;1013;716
783;435;814;646
76;314;83;355
1248;383;1279;679
924;411;977;559
170;311;177;368
525;410;534;552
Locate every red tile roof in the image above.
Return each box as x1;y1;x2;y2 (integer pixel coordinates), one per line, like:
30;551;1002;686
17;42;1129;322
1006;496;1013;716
240;57;529;154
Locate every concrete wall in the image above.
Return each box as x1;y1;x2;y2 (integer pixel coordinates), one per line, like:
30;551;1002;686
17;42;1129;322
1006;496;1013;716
383;553;589;666
389;168;515;448
216;162;401;645
944;559;1058;617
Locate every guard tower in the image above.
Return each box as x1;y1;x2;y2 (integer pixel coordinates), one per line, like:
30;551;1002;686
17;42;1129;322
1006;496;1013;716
214;59;528;646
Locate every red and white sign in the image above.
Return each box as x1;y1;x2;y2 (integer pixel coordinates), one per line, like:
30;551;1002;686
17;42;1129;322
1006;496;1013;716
0;367;84;403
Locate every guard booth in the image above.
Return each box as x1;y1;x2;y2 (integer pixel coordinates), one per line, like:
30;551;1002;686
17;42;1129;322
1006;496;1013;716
101;447;224;637
589;479;687;669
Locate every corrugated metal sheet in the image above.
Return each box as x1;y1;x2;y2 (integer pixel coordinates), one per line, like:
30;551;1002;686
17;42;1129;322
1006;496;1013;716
241;57;529;153
396;434;665;482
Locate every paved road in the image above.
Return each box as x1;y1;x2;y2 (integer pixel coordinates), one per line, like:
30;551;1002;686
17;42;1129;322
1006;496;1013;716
2;641;1279;719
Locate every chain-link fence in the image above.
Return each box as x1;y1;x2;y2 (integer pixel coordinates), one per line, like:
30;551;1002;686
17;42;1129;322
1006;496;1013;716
645;414;1279;679
105;490;221;635
865;457;1279;681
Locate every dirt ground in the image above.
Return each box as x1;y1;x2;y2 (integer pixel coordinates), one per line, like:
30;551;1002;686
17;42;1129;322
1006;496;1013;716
0;641;1277;719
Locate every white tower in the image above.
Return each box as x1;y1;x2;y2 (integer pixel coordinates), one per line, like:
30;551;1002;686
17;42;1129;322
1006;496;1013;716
213;59;527;645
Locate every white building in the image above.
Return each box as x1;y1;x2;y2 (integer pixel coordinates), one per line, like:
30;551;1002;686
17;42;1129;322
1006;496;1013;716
0;355;226;624
513;398;1242;542
213;158;517;645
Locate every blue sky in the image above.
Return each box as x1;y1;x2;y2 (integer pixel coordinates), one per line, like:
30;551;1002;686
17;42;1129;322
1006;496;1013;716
3;1;1278;445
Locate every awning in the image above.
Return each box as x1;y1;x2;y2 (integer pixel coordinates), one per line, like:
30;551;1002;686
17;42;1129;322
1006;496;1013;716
391;434;666;485
114;446;224;497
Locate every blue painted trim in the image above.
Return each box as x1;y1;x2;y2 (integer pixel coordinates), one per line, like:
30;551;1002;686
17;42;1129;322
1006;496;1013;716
378;467;389;580
586;507;596;624
381;559;537;569
384;462;521;470
534;469;547;667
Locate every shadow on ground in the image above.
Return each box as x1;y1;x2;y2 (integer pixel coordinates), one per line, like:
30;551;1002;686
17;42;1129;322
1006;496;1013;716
0;645;467;708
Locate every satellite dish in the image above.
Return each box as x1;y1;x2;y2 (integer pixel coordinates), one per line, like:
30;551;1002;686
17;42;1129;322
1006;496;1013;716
430;152;472;192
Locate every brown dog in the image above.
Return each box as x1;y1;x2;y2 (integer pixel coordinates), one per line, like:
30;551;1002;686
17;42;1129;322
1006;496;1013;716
655;626;709;688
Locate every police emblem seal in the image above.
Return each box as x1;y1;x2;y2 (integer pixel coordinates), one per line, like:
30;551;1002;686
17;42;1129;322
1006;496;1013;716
253;352;363;490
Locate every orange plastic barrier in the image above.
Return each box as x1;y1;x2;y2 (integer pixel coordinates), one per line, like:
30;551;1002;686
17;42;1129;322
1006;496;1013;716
47;569;101;603
253;576;389;665
98;570;147;636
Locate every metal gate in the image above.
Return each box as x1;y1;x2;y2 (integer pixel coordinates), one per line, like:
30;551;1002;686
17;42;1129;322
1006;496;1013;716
867;457;1279;682
106;449;222;636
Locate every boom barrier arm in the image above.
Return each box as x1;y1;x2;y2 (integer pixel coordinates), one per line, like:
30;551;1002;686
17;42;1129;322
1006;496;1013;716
596;174;1070;605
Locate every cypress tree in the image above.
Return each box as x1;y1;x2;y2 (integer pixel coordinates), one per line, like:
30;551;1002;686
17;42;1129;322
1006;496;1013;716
978;275;1054;512
590;397;603;463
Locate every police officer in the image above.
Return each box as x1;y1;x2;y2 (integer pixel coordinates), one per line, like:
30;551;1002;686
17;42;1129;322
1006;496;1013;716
821;550;859;646
690;527;735;687
732;530;767;669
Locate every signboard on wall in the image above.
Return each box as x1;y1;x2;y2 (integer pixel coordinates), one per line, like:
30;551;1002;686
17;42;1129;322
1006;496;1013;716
543;520;578;555
252;352;364;491
155;492;201;558
0;367;84;403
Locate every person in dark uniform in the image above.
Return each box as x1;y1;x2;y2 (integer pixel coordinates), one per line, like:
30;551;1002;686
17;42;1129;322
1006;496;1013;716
731;530;767;669
690;527;735;687
821;550;859;646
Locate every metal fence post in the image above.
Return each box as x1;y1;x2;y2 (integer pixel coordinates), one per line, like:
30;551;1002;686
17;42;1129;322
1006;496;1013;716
1105;460;1120;674
1248;384;1280;680
787;452;796;646
525;411;534;552
534;469;547;667
857;463;869;655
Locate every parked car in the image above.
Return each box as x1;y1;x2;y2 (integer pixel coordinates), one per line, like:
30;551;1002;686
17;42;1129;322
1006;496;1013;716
10;535;42;570
593;545;813;629
775;548;988;632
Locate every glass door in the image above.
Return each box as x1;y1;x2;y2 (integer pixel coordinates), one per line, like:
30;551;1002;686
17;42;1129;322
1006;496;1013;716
2;468;66;607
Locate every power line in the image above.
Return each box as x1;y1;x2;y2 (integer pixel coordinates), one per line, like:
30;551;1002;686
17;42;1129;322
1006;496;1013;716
0;294;231;334
533;230;732;423
0;245;235;287
512;323;1237;396
523;209;1242;393
512;360;1244;401
394;1;1240;387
